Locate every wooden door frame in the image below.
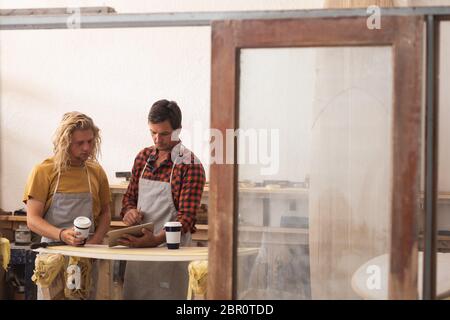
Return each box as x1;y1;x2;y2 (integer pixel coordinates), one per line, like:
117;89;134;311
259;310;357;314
209;16;424;299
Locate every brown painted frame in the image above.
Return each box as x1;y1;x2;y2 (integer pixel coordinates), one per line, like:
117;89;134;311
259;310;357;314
209;16;423;299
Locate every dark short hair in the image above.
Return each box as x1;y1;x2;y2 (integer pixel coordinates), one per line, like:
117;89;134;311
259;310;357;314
148;99;182;130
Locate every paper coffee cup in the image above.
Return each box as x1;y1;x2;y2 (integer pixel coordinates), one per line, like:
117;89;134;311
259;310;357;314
73;216;92;243
164;221;182;249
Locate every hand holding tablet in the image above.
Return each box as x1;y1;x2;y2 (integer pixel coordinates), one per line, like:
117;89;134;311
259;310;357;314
106;222;154;247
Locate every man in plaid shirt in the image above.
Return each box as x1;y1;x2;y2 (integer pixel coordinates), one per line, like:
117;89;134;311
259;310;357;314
119;99;206;299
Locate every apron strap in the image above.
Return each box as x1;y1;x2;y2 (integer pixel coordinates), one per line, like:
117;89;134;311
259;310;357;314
141;145;183;185
52;170;62;200
169;159;178;185
140;161;148;179
86;165;92;194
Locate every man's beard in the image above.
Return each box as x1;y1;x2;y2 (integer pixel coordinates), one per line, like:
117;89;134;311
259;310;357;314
72;154;89;164
156;143;171;151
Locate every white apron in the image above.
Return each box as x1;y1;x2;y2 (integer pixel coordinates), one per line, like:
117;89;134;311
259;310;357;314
123;147;192;300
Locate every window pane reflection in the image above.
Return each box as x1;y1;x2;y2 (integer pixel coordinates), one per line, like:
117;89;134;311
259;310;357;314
236;47;393;299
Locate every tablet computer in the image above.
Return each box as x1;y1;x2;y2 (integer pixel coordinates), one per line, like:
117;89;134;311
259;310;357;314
106;222;154;247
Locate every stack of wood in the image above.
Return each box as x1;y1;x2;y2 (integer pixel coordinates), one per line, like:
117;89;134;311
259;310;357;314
0;208;11;216
418;234;450;253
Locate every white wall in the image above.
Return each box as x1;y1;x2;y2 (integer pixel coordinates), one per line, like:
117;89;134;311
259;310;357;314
0;26;211;210
1;0;450;218
0;0;323;212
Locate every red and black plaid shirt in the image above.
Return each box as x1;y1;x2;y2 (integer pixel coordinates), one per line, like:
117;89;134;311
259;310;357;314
121;143;206;234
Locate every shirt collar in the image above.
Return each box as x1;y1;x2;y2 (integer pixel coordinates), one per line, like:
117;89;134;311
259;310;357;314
148;141;182;165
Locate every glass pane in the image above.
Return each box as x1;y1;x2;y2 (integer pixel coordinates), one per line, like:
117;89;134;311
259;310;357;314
437;21;450;300
236;47;394;299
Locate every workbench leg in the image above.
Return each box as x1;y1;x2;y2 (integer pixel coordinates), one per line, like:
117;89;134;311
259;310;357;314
95;260;112;300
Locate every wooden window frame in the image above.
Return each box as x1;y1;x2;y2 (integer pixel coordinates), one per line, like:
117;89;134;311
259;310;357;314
422;15;450;300
209;16;424;299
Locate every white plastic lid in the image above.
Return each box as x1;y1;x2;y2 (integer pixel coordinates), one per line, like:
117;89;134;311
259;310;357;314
164;221;182;227
74;216;92;229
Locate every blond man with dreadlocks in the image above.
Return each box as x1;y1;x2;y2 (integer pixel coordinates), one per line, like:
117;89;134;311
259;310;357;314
24;111;111;246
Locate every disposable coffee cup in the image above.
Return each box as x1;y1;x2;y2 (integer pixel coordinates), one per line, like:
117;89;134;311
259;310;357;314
73;216;92;244
164;221;182;249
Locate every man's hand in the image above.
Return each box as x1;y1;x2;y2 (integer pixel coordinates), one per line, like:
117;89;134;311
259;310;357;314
86;235;104;245
60;228;85;246
117;228;164;248
123;208;144;226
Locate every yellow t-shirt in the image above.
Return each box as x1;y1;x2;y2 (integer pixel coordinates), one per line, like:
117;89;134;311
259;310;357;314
23;158;111;226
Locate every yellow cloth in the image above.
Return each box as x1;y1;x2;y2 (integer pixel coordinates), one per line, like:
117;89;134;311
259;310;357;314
0;238;11;271
64;257;93;300
32;254;93;300
23;157;111;224
187;260;208;299
32;253;65;288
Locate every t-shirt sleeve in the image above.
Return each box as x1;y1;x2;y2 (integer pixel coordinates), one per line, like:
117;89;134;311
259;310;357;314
98;166;112;207
22;165;50;204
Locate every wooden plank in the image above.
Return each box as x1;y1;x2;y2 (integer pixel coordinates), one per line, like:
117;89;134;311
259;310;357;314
231;17;399;48
388;16;423;300
0;221;13;228
36;245;210;261
0;216;209;242
238;228;309;246
35;245;258;261
209;20;238;300
111;183;309;196
0;216;27;222
112;184;450;198
95;260;113;300
0;216;205;228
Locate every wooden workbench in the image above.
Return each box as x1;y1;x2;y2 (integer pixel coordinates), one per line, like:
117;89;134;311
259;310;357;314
34;244;258;261
33;244;258;300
